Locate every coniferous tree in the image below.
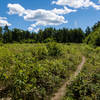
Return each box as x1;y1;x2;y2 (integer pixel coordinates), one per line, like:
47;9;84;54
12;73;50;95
0;27;2;42
85;26;91;36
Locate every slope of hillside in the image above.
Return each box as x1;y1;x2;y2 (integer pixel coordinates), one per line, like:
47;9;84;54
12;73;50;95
63;45;100;100
0;43;82;100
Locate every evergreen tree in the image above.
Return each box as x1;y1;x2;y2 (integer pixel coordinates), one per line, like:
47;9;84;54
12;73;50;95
0;27;2;42
85;26;91;36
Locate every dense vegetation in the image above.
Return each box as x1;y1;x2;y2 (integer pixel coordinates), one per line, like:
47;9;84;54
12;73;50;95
63;45;100;100
0;25;85;43
0;21;100;46
84;23;100;46
0;43;82;100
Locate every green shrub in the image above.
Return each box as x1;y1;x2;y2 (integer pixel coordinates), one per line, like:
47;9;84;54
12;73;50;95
31;46;48;60
63;45;100;100
46;42;64;56
0;43;81;100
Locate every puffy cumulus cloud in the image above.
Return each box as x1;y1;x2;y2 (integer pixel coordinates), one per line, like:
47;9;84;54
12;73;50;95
91;2;100;10
52;6;77;14
28;26;40;32
28;27;33;31
25;9;68;32
52;0;91;8
0;17;11;26
8;3;25;16
24;9;67;23
8;4;78;31
52;0;100;10
0;17;7;20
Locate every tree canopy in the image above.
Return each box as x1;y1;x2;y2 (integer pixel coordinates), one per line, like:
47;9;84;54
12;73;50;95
0;21;100;46
0;26;85;44
85;21;100;46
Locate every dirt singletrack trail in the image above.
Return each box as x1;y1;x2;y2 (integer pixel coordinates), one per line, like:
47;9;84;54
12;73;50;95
51;56;86;100
0;56;85;100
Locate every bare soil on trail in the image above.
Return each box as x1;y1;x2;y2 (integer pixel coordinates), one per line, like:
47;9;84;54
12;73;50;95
51;56;86;100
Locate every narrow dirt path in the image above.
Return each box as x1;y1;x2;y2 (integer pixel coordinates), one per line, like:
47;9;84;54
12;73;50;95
51;56;86;100
0;56;85;100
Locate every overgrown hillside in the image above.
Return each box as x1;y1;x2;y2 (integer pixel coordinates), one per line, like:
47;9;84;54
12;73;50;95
63;45;100;100
0;21;100;100
0;43;82;100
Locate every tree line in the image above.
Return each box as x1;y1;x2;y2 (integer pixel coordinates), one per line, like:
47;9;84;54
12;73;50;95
0;26;85;43
0;21;100;45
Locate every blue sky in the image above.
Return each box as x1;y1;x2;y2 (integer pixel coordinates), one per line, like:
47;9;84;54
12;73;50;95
0;0;100;32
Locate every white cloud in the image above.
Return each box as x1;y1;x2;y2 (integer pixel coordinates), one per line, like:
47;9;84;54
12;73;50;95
28;26;40;32
28;27;33;31
8;3;71;32
52;0;100;10
52;6;77;14
8;3;25;16
90;2;100;10
24;9;67;24
0;17;7;20
7;1;100;32
25;9;68;31
0;17;11;26
52;0;90;8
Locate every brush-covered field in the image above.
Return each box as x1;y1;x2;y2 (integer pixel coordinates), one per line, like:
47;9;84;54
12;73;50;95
0;43;100;100
63;45;100;100
0;43;82;100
